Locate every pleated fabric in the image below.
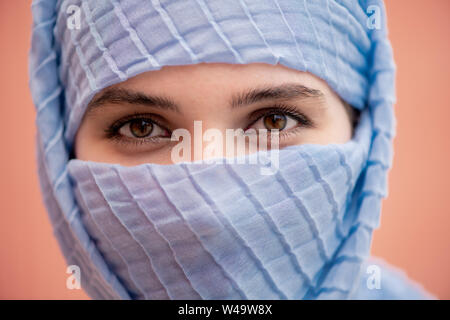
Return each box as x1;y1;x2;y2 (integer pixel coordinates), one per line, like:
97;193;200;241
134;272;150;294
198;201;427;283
66;110;370;299
28;0;433;299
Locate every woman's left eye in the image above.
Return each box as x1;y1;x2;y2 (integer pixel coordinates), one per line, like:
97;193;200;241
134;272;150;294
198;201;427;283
245;112;302;133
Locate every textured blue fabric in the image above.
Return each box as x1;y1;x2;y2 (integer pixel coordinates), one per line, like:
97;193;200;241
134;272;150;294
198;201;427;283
67;110;372;299
28;0;435;299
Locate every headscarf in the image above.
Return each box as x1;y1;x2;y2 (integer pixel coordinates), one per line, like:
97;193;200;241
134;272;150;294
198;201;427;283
29;0;434;299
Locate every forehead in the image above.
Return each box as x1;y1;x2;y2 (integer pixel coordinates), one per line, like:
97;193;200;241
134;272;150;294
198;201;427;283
93;62;338;106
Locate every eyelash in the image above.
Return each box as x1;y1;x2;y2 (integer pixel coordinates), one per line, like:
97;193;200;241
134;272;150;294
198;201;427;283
104;104;314;147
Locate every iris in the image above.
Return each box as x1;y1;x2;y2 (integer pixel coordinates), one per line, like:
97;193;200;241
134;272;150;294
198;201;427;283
263;114;287;130
128;119;153;138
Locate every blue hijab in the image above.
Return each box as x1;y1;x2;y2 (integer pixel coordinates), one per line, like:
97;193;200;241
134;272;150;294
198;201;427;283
29;0;434;299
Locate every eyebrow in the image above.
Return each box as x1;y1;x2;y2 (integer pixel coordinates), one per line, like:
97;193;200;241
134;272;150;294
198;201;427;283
230;83;324;109
85;87;181;115
85;82;325;116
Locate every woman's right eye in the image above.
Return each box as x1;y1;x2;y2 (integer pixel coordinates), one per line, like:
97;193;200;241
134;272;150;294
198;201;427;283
119;118;170;139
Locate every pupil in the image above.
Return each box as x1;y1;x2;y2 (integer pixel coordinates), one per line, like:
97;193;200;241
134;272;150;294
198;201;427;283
264;114;286;130
130;119;153;137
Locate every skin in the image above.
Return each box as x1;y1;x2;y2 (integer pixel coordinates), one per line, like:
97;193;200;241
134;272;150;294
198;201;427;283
74;62;356;165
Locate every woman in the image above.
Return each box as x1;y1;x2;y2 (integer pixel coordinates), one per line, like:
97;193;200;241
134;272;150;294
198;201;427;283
29;0;434;299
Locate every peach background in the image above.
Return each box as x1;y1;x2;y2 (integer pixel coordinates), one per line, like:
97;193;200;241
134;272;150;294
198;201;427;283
0;0;449;299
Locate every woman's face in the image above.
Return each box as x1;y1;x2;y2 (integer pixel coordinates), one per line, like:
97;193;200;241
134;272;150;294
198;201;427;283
74;62;355;165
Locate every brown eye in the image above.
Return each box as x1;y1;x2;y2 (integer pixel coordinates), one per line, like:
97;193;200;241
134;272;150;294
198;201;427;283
118;118;169;139
129;119;153;137
263;113;287;130
245;111;301;134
